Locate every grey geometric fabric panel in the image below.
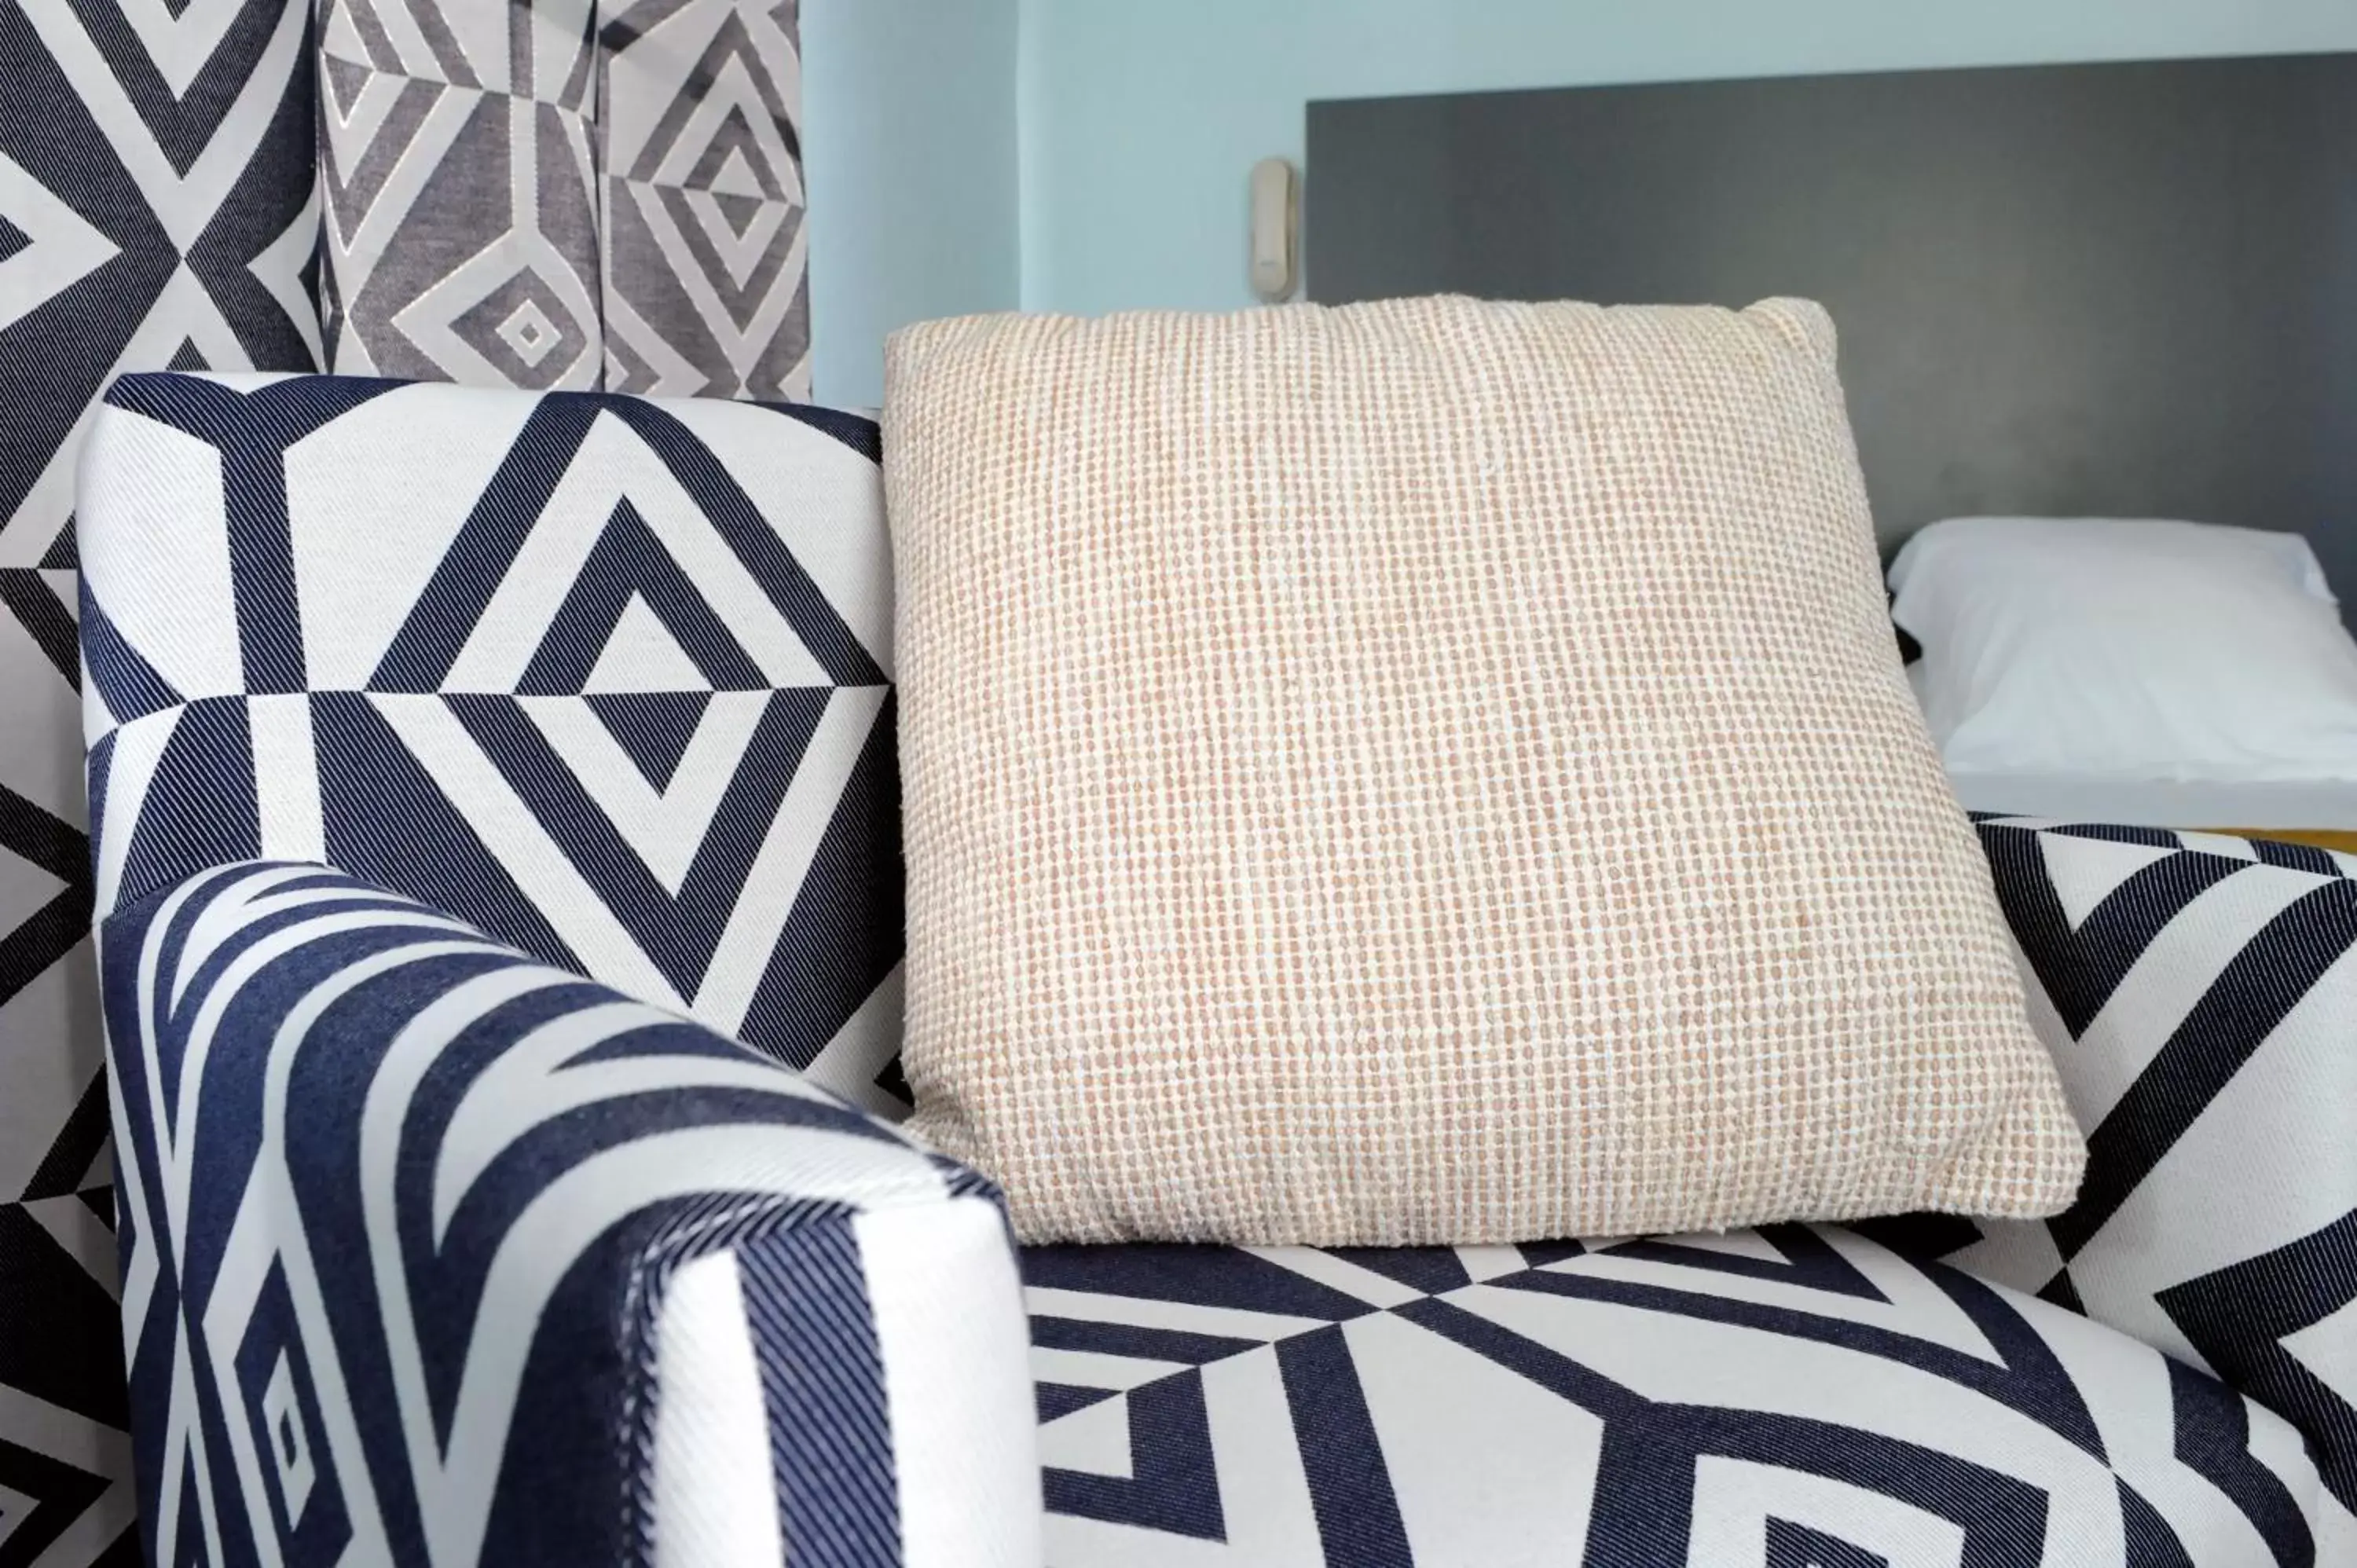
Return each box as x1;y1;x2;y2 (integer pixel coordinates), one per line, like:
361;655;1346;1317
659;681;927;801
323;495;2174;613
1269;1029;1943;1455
0;566;93;1198
1;2;318;1562
317;0;811;400
599;0;812;401
317;0;604;389
0;0;321;567
0;1189;126;1568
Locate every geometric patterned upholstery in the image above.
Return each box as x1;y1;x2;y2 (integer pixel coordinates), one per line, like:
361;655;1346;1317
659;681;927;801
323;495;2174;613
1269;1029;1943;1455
79;372;905;1113
1024;1226;2339;1565
101;860;1038;1568
318;0;813;400
67;375;2357;1565
317;0;604;390
1891;817;2357;1554
2;4;319;1561
597;0;814;399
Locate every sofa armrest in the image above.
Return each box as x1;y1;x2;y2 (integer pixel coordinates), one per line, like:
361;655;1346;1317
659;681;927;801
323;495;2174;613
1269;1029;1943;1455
1884;818;2357;1522
102;860;1040;1568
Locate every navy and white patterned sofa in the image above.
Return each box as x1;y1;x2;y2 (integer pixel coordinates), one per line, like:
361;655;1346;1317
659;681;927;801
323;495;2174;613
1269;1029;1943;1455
77;373;2353;1566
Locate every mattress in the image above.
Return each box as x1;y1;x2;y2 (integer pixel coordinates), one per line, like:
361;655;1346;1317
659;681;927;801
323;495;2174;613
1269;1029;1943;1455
1946;771;2357;840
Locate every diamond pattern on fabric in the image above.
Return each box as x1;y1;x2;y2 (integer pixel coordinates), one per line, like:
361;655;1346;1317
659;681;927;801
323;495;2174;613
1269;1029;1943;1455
318;0;811;401
96;860;1039;1568
317;0;603;388
79;373;906;1118
599;0;811;399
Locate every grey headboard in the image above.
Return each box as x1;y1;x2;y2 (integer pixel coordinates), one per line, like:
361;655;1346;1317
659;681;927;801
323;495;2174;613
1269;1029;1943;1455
1307;52;2357;596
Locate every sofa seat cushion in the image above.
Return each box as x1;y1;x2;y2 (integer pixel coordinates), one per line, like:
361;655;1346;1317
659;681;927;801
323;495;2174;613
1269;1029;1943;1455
1024;1225;2337;1566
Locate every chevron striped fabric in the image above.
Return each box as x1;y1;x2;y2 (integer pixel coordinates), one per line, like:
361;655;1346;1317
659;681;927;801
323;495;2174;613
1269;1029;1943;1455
100;859;1039;1567
318;0;812;398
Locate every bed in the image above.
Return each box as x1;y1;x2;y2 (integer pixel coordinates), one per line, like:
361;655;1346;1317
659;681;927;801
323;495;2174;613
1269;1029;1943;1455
1893;514;2357;848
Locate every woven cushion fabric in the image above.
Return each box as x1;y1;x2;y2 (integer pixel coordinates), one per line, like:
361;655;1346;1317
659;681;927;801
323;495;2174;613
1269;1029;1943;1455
885;296;2085;1246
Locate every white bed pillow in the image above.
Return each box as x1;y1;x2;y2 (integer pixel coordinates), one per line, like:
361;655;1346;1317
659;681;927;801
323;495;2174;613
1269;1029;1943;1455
1890;516;2357;780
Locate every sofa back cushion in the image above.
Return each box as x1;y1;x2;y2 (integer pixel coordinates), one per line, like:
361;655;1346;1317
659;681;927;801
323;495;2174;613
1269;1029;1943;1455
77;372;906;1110
885;296;2087;1244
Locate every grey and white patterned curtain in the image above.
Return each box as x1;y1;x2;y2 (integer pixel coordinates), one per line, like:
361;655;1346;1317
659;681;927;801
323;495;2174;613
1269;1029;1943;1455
318;0;811;397
0;3;807;1560
0;4;321;1559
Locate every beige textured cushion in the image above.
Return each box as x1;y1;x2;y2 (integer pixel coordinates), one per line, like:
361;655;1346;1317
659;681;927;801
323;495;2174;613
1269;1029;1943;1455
884;296;2085;1245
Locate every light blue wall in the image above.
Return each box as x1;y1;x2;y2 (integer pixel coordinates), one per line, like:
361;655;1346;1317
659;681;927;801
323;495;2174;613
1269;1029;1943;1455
1016;0;2357;316
801;0;1021;407
802;2;2357;394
